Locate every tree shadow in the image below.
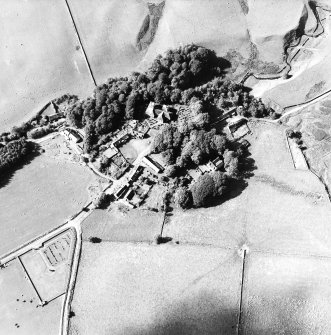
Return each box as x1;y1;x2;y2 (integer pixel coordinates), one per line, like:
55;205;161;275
204;150;257;208
0;143;41;189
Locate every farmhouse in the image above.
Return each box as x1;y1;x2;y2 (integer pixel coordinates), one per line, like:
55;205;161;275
63;129;82;143
145;102;176;125
142;156;164;173
208;157;224;171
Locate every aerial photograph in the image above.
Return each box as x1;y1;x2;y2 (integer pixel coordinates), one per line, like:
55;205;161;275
1;0;331;334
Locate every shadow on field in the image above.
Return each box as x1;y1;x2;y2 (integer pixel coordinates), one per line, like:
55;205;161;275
126;287;315;335
126;291;239;335
0;143;41;189
240;286;317;335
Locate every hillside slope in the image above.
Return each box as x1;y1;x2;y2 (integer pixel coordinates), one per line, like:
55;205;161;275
0;0;328;132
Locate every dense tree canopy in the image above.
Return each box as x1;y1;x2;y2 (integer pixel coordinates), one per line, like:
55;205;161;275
174;187;193;209
57;44;275;156
0;138;32;175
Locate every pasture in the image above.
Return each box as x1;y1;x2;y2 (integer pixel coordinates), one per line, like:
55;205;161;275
67;0;148;82
163;122;331;257
284;97;331;190
261;13;331;106
69;243;242;335
0;153;97;256
69;121;331;334
0;0;94;133
242;253;331;334
0;259;63;335
19;229;74;303
82;206;163;243
142;0;250;69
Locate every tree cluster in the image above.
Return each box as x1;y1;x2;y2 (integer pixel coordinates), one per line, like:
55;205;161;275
62;44;231;154
151;120;232;171
174;170;230;209
0;138;32;175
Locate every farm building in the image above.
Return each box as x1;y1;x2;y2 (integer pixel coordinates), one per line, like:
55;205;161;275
187;168;202;181
103;147;118;159
127;120;150;138
115;184;130;199
63;129;82;143
48;112;65;122
219;107;237;121
145;102;176;124
208;157;224;171
142;156;164;173
112;132;130;147
129;166;144;183
227;116;247;134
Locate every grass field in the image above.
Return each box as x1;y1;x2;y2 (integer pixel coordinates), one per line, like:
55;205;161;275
242;252;331;334
0;154;97;256
284;96;331;194
19;230;74;303
142;0;250;69
69;243;242;335
261;13;331;106
82;206;163;242
163;122;331;257
67;0;148;82
0;0;94;133
246;0;305;64
0;259;63;335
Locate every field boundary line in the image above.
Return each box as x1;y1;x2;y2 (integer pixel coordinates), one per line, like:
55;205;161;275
237;249;247;335
0;222;69;264
60;226;82;335
17;256;44;305
64;0;97;86
250;248;331;260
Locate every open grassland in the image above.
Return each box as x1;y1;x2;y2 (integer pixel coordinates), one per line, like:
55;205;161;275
0;154;96;256
142;0;250;69
163;122;331;257
285;97;331;193
68;0;253;81
246;0;305;64
82;206;163;242
0;0;94;133
242;253;331;334
69;243;242;335
0;259;63;335
67;0;148;82
261;12;331;106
